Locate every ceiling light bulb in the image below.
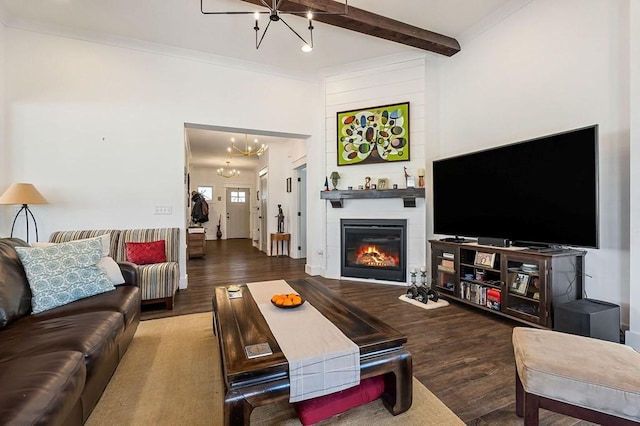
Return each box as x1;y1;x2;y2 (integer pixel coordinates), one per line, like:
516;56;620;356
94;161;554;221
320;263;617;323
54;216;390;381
227;147;231;152
254;12;260;20
301;44;313;53
307;11;313;20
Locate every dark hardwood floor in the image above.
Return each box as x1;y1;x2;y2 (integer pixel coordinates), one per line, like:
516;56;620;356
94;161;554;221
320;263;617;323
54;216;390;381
141;239;590;425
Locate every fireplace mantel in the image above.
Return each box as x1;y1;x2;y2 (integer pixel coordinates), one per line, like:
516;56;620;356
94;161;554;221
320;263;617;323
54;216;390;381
320;188;425;208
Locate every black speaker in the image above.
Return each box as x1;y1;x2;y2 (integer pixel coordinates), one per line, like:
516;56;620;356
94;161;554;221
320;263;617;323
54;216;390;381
478;237;510;247
554;299;620;342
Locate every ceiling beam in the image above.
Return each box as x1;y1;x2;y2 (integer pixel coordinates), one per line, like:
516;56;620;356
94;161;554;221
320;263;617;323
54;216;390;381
240;0;460;56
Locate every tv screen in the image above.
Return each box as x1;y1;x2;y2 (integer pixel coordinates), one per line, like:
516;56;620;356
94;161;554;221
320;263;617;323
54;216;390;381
432;125;599;248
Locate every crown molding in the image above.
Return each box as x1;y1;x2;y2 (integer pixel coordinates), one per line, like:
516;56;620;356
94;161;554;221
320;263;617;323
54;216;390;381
4;17;321;83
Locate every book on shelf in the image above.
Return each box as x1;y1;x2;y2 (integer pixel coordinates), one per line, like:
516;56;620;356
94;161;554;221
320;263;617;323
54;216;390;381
245;343;273;359
437;265;455;274
487;288;501;311
440;259;454;269
442;252;455;259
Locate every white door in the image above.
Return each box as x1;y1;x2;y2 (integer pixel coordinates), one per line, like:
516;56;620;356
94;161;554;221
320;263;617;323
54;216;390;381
260;173;268;252
226;187;250;239
297;167;307;258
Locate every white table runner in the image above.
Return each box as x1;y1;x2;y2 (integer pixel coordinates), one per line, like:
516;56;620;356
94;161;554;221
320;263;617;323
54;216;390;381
247;280;360;402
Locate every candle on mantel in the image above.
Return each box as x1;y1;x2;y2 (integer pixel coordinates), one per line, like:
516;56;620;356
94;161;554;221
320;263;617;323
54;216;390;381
418;168;426;188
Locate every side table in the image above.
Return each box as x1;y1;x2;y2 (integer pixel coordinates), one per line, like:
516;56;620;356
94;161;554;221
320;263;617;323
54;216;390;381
188;228;206;259
270;233;290;257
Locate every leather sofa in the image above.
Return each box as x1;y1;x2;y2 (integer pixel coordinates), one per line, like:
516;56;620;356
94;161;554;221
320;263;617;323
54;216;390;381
0;237;141;425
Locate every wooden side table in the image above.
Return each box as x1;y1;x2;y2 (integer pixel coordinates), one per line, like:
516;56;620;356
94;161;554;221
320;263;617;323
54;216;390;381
270;233;291;257
188;228;206;259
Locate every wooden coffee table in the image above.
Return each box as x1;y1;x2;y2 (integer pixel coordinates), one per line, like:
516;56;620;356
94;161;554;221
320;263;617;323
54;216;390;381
212;277;413;425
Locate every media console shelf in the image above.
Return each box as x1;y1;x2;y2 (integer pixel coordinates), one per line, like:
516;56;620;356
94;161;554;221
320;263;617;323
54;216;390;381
430;240;586;328
320;188;425;208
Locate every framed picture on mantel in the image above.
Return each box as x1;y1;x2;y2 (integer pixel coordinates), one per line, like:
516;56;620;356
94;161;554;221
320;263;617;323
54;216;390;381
336;101;410;166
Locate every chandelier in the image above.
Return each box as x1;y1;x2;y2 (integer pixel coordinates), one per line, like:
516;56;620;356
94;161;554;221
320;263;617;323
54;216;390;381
200;0;349;52
218;161;239;178
228;134;267;158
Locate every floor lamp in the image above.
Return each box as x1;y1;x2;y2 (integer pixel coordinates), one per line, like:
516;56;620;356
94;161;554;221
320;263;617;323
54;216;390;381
0;183;48;243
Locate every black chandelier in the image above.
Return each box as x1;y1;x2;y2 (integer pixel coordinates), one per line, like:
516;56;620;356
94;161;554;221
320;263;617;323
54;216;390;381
200;0;349;52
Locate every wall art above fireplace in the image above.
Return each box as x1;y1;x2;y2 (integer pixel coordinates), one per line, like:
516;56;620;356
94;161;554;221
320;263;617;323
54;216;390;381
336;102;410;166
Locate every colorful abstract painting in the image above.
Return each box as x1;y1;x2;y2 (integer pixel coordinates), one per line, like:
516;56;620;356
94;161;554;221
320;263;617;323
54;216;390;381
337;102;410;166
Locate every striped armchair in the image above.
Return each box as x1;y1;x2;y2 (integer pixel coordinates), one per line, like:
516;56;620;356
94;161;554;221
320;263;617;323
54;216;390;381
49;228;180;310
114;228;180;310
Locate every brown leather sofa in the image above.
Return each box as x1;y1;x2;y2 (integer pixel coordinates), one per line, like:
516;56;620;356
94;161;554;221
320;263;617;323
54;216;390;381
0;237;141;425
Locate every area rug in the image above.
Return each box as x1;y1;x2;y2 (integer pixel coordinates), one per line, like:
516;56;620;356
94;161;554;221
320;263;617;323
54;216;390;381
86;312;463;426
399;294;450;310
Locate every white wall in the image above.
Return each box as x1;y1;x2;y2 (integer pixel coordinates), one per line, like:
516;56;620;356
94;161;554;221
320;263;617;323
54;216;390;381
318;55;429;283
627;0;640;349
433;0;632;326
265;139;306;256
3;28;320;286
0;21;7;236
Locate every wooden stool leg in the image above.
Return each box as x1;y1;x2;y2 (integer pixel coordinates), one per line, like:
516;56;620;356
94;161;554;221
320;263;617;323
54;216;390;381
524;391;540;426
516;370;524;417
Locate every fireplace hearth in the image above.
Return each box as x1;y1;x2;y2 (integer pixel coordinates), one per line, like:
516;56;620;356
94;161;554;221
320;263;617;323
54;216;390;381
341;219;407;282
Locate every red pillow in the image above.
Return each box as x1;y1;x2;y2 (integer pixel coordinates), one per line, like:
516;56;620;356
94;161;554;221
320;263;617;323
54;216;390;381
125;240;166;265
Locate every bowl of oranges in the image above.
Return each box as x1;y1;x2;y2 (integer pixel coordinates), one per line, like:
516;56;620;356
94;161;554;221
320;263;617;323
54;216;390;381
271;293;305;309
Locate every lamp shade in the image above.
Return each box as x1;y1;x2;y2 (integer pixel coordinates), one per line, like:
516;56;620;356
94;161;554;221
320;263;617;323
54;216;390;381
330;171;340;179
0;183;48;205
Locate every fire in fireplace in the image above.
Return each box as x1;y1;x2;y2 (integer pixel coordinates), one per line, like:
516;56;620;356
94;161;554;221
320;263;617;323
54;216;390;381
355;245;399;267
341;219;407;282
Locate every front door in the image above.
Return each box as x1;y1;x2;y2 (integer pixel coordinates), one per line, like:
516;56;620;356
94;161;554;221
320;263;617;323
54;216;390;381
226;187;250;239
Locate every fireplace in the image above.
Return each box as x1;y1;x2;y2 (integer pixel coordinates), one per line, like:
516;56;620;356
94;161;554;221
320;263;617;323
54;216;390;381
341;219;407;282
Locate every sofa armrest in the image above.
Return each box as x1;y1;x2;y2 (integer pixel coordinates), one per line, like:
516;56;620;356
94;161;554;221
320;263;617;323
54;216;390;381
117;261;138;287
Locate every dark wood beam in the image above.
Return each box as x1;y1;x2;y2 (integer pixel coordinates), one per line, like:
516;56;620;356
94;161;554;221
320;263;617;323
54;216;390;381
240;0;461;56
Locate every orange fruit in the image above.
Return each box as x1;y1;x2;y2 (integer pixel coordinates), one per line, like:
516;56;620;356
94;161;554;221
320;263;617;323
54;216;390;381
291;295;302;305
283;298;293;306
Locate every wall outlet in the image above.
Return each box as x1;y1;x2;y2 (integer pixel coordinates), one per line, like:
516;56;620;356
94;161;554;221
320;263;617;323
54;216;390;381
154;206;172;215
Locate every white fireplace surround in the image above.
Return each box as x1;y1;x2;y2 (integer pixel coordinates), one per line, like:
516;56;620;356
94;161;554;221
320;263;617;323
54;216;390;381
324;197;426;286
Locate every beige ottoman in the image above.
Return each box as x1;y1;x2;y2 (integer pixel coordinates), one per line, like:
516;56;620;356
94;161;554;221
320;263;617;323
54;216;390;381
512;327;640;425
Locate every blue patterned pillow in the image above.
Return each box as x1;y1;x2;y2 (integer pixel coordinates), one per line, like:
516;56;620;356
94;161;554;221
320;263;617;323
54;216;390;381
15;237;115;313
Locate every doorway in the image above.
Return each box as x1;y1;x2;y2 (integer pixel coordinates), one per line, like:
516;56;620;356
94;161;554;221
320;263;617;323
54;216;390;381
225;187;250;239
297;166;307;258
260;173;268;252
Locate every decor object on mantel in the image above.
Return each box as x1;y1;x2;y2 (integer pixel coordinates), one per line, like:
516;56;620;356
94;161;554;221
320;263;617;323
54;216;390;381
226;134;266;158
337;102;410;166
200;0;349;52
418;168;426;188
330;171;340;190
0;182;48;243
324;177;330;191
321;187;425;208
217;161;239;178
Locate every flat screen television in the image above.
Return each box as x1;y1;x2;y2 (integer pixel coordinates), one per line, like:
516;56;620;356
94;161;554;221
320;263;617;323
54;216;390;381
432;125;599;249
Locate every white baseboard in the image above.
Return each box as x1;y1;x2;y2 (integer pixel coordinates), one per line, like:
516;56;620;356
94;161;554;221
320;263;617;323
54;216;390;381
625;329;640;350
305;264;324;276
179;275;188;289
